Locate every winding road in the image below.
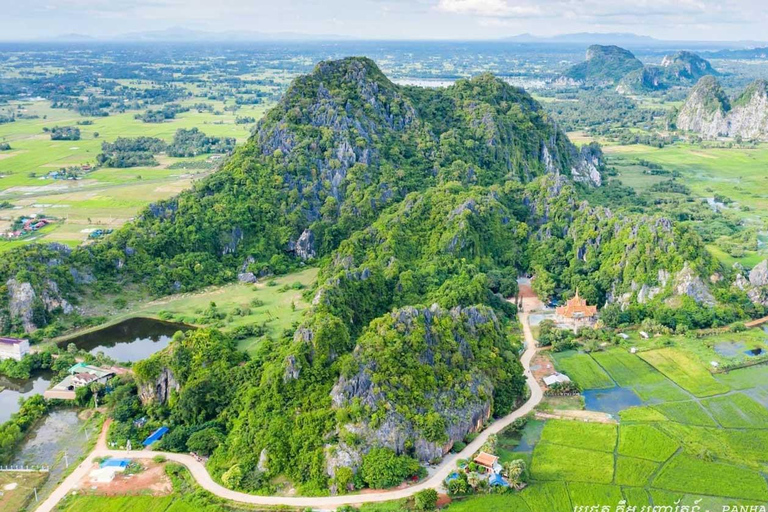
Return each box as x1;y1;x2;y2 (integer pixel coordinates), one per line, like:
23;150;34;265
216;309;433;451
36;311;542;512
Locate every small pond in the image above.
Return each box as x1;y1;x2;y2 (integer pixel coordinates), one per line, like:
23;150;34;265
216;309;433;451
583;386;643;416
0;371;53;423
12;409;91;503
513;419;545;452
62;317;190;362
745;347;764;357
714;341;747;358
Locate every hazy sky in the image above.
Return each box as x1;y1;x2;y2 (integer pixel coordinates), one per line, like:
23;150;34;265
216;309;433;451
3;0;767;41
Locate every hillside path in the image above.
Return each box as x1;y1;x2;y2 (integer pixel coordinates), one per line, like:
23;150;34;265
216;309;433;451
36;311;542;512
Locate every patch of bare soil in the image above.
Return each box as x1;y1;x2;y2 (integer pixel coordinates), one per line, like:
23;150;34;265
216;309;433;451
80;461;172;496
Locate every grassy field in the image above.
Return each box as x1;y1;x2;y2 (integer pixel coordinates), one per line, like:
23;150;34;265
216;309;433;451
605;143;768;223
605;142;768;266
530;443;615;483
614;456;658;487
0;98;271;250
617;424;679;461
653;454;768;501
77;267;318;354
652;400;718;427
538;420;617;453
550;351;615;389
639;348;730;397
0;471;48;512
590;349;663;386
701;393;768;428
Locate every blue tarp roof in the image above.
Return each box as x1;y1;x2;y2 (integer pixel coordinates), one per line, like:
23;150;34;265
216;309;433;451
101;458;130;468
142;426;169;446
488;472;509;487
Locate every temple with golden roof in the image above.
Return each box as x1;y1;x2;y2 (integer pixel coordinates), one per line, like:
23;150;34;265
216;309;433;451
555;290;597;330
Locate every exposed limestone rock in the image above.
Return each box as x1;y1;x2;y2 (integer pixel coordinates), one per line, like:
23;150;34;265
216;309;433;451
749;260;768;287
7;279;36;333
288;229;316;261
41;280;73;315
672;263;715;305
678;77;768;140
733;273;750;291
257;449;269;473
329;305;501;470
570;144;603;187
138;367;179;405
238;272;257;283
283;355;301;382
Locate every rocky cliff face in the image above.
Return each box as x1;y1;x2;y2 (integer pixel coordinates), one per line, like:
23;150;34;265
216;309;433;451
677;77;768;140
616;51;716;94
327;304;516;474
138;367;180;405
740;259;768;306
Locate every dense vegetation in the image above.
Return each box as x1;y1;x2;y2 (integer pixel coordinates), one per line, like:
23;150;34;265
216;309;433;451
0;57;749;498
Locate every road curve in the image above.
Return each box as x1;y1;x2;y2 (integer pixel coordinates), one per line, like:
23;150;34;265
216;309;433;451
36;313;542;512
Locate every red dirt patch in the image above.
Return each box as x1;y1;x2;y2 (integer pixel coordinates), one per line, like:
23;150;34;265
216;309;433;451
436;493;452;508
78;461;172;496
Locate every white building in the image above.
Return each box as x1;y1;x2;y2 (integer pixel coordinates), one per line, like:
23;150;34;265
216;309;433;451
543;373;572;387
0;337;30;361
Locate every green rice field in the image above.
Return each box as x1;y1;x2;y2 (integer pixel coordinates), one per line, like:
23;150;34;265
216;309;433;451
0;98;271;251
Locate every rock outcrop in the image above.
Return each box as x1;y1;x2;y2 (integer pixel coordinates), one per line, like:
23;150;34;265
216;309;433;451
749;260;768;287
138;367;179;405
677;77;768;140
327;304;516;475
7;279;37;333
618;51;717;93
672;263;716;305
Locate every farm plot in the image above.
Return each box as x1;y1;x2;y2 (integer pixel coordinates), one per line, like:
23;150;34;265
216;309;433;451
617;424;679;461
520;481;572;512
614;456;658;487
538;420;617;452
530;443;614;483
651;453;768;501
639;348;729;397
566;483;624;509
591;350;661;386
652;400;718;427
551;351;615;389
701;393;768;428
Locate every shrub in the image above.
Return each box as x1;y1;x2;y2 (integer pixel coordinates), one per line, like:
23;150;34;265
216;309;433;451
358;448;421;489
414;488;438;511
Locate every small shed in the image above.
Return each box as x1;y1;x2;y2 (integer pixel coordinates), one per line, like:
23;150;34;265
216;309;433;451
101;458;130;469
143;426;169;447
543;373;571;387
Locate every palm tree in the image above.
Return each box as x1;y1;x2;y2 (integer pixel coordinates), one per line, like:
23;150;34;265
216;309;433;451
503;460;526;488
466;472;481;490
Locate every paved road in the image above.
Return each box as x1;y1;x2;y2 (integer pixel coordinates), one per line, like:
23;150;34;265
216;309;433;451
36;312;542;512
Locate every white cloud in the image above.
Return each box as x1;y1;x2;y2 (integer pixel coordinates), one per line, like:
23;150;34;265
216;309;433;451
436;0;543;17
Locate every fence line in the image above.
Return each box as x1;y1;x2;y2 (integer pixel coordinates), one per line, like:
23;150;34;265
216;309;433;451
0;465;50;472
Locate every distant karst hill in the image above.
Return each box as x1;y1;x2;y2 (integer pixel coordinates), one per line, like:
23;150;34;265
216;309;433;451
618;51;718;93
676;76;768;140
558;45;644;86
558;45;718;93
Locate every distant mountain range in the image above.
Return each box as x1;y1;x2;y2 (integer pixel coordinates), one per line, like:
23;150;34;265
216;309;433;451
504;32;766;49
42;27;354;43
505;32;658;45
27;29;767;47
